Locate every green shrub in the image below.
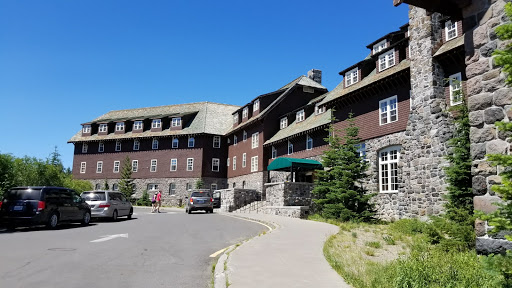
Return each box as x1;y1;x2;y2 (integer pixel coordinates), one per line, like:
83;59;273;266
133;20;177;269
389;219;429;236
481;252;512;287
383;235;396;245
136;190;152;206
365;241;382;249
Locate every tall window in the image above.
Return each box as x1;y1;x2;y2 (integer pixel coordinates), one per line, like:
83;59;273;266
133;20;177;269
116;141;122;151
227;157;230;167
234;135;238;145
134;121;143;130
449;72;463;106
345;68;358;87
172;137;179;148
445;20;458;41
80;162;86;173
212;158;220;172
116;122;124;131
96;161;103;173
242;107;248;118
252;132;259;149
243;131;247;141
379;146;401;193
280;117;288;129
152;139;159;150
296;110;305;122
132;160;138;172
242;153;247;168
113;161;120;173
98;142;104;152
306;135;313;150
133;140;140;151
378;49;395;72
170;159;177;171
213;136;221;148
112;183;119;191
82;143;88;153
186;183;192;190
187;158;194;171
253;99;260;111
188;137;195;147
233;113;239;124
288;141;293;155
272;146;277;159
251;156;258;172
152;119;161;128
150;159;157;172
373;39;387;54
169;183;176;195
233;156;237;170
82;125;91;133
357;143;367;160
172;117;182;127
99;124;108;133
379;96;398;125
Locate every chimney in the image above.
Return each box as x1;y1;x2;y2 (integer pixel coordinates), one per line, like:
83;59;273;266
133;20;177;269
307;69;322;84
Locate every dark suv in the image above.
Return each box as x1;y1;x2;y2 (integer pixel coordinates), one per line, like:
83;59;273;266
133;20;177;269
0;186;91;229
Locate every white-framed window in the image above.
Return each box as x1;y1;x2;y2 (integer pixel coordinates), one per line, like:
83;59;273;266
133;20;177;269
272;146;277;159
134;121;143;130
80;162;86;173
234;135;238;145
169;183;176;195
116;122;124;131
99;124;108;133
379;146;401;193
243;130;247;141
113;161;120;173
378;49;395;72
253;99;260;111
288;141;293;155
152;119;161;129
152;139;159;150
82;125;91;133
357;143;367;160
373;39;387;54
212;158;220;172
315;105;326;115
233;156;237;170
233;113;239;124
280;117;288;129
186;183;192;191
187;158;194;171
306;135;313;150
379;96;398;125
132;160;138;172
188;136;195;148
98;142;104;153
82;143;88;153
445;20;458;41
147;183;159;191
96;161;103;173
227;157;230;167
170;159;177;171
112;183;118;191
172;137;179;148
213;136;221;148
133;140;140;151
252;132;259;149
95;183;101;190
171;117;182;127
211;183;218;191
150;159;157;172
449;72;463;106
251;156;258;172
345;68;358;87
115;141;122;151
242;107;248;118
296;109;305;122
242;153;247;168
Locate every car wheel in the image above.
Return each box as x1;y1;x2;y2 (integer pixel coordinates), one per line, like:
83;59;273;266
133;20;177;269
112;210;118;221
127;208;133;219
47;212;59;229
81;211;91;225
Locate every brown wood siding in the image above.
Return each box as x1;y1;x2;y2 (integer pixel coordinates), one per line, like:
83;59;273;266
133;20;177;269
227;124;263;178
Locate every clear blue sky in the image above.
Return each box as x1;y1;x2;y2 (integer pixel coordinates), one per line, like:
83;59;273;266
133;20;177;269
0;0;409;170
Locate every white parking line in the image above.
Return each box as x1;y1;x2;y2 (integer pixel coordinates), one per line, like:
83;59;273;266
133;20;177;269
91;234;129;243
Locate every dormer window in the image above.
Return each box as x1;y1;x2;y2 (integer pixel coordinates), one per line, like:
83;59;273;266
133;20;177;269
82;125;91;133
115;122;124;131
152;119;161;129
233;113;239;124
253;100;260;111
242;107;248;118
171;117;181;127
445;20;458;41
99;124;108;133
379;49;395;72
134;121;143;130
280;117;288;129
82;143;88;153
315;105;326;115
345;68;358;87
296;110;305;122
188;136;195;148
373;40;387;54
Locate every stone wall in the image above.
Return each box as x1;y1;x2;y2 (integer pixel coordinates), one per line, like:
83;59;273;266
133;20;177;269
217;188;260;212
228;172;268;196
265;182;314;207
263;206;310;219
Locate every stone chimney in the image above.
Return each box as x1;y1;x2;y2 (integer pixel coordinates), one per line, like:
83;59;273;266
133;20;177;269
307;69;322;84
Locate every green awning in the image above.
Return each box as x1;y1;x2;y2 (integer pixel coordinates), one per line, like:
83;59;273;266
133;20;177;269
267;157;323;172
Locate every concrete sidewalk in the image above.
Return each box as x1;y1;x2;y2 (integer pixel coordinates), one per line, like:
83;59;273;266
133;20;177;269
215;212;351;288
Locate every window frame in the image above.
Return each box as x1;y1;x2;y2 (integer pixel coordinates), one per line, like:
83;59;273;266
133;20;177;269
251;132;259;149
242;153;246;168
234;135;238;145
170;158;177;171
152;119;161;129
373;39;387;54
99;124;108;133
242;107;248;118
132;160;138;172
171;117;182;127
96;161;103;173
172;137;179;148
271;146;277;159
115;141;122;152
233;156;237;170
296;109;305;122
82;143;88;154
213;136;221;148
188;136;195;148
251;156;258;172
152;139;159;150
98;142;104;153
82;125;91;133
306;135;313;150
187;158;194;171
379;95;398;125
113;161;120;173
445;20;458;41
345;68;359;87
115;122;124;131
449;72;463;106
169;183;176;195
150;159;157;172
243;131;247;141
379;146;401;193
133;140;140;151
134;121;143;130
212;158;220;172
80;162;86;174
378;49;395;72
253;99;260;111
280;117;288;129
288;141;293;155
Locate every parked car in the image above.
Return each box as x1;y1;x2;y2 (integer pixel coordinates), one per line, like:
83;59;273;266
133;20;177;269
185;190;213;214
81;191;133;221
0;186;91;229
212;191;221;209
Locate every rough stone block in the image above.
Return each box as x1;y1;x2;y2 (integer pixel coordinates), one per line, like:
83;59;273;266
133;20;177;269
475;219;487;237
469;111;484;126
482;68;500;81
473;24;489;49
486;139;509;154
470;126;496;143
467;76;483;96
467;59;491;78
476;237;512;255
473;176;488;195
468;92;493;111
484;107;505;124
493;88;512;106
471;143;487;160
474;195;503;213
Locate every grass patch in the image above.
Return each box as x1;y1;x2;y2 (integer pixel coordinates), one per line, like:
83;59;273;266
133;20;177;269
382;235;395;245
365;241;382;249
352;232;358;238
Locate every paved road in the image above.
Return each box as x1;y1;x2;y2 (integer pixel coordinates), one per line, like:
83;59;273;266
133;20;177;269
0;207;266;288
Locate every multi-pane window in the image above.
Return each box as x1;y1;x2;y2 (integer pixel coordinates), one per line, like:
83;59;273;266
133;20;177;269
152;119;161;129
213;136;221;148
233;113;239;124
253;100;260;111
378;49;395;72
170;159;177;171
150;159;157;172
112;183;119;191
288;141;293;155
133;140;140;151
306;135;313;150
251;156;258;172
186;183;192;191
134;121;143;130
445;20;457;41
187;158;194;171
315;105;326;115
98;142;104;152
379;146;401;193
234;135;238;145
252;132;259;149
272;146;277;159
113;161;120;173
82;143;88;153
296;110;305;122
147;183;159;191
242;107;248;118
171;117;182;127
80;162;86;173
280;117;288;129
345;68;358;87
132;160;138;172
212;158;220;172
82;125;91;133
233;156;237;170
211;183;218;191
99;124;108;133
373;40;387;54
116;141;122;151
169;183;176;195
96;161;103;173
188;137;195;148
172;138;179;148
152;139;159;150
243;131;247;141
242;153;247;168
379;96;398;125
449;72;463;106
116;122;124;131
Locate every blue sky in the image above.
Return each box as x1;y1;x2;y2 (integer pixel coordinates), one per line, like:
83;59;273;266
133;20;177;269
0;0;409;169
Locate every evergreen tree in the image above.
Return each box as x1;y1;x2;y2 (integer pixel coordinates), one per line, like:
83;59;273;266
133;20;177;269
118;156;135;199
195;179;204;189
103;178;109;190
494;2;512;85
312;113;375;222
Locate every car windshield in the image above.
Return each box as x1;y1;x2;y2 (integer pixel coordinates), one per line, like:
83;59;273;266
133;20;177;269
81;192;106;201
191;192;210;198
4;188;42;201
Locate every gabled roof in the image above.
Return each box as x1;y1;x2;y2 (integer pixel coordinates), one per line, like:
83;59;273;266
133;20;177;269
68;102;240;143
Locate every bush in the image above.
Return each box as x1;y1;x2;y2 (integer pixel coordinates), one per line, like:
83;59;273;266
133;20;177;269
481;252;512;287
136;190;152;206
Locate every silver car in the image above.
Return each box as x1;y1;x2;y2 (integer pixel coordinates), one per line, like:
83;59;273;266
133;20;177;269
185;190;213;214
81;191;133;221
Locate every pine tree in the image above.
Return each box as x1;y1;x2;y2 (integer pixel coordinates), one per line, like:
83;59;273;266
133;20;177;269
103;178;109;190
312;113;375;222
118;156;135;199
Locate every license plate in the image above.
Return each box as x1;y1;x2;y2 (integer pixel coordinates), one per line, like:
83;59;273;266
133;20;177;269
13;206;24;211
196;200;204;204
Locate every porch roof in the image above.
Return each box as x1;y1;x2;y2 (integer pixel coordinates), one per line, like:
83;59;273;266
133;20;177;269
267;157;323;172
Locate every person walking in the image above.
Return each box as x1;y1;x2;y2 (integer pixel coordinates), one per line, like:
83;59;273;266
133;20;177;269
156;190;162;213
151;192;157;213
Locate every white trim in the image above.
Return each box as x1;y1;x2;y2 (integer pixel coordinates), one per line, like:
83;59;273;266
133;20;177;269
150;159;157;172
253;99;260;111
99;124;108;133
171;117;182;127
80;162;86;174
132;160;138;172
188;136;195;148
213;136;221;148
271;146;277;159
98;142;104;153
115;122;124;131
115;141;122;151
379;146;401;193
345;68;358;87
212;158;220;172
233;156;237;170
187;158;194;171
379;95;398;125
445;20;458;41
82;125;91;133
172;137;179;148
152;139;159;150
280;117;288;129
373;39;387;54
242;153;246;168
449;72;463;106
234;135;238;145
170;159;177;171
113;161;120;173
251;156;258;172
82;143;88;154
133;140;140;151
227;157;230;167
151;119;161;129
296;109;305;122
242;107;248;118
252;132;259;149
378;49;395;72
96;161;103;173
288;141;293;155
306;135;313;150
133;121;143;130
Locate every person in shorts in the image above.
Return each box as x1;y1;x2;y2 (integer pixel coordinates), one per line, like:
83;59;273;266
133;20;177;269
151;192;157;213
156;190;162;213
